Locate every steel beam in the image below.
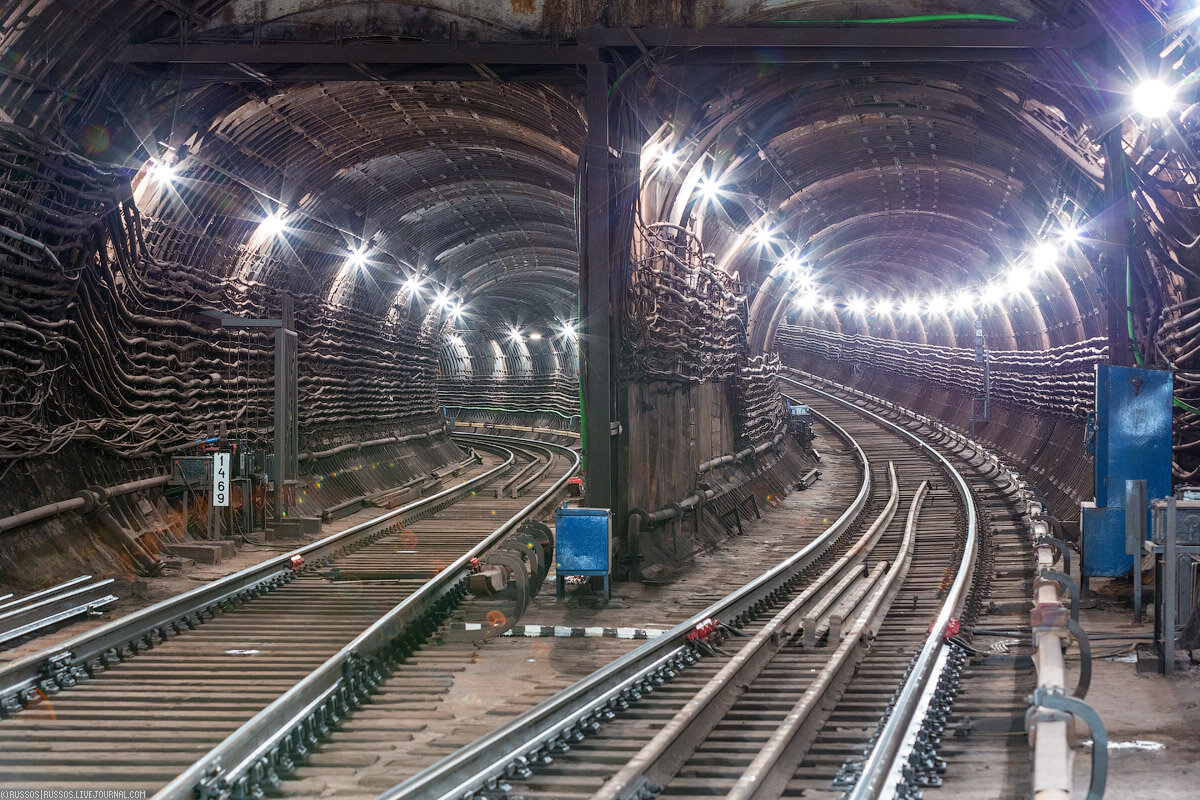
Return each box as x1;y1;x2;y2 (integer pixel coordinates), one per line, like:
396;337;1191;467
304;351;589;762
1102;128;1133;366
116;41;597;65
577;24;1101;50
580;61;614;511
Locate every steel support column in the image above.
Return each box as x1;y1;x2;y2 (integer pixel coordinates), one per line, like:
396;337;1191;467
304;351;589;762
1103;128;1134;367
580;60;615;511
274;294;299;523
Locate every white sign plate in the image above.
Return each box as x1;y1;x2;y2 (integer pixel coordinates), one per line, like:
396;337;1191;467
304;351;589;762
212;452;230;507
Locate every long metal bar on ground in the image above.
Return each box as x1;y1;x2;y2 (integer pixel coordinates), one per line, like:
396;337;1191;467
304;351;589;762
728;480;930;800
0;447;502;714
0;579;119;646
780;376;980;800
373;407;871;800
153;432;580;800
591;463;903;800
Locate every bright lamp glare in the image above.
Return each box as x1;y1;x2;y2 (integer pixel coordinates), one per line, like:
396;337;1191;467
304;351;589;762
345;246;367;269
951;290;974;314
404;275;422;295
821;298;837;313
148;159;176;184
658;149;679;169
847;297;867;314
1133;79;1176;118
796;291;819;310
873;298;893;316
434;290;450;309
926;294;947;315
982;283;1005;305
509;327;522;342
697;176;723;203
560;323;577;340
448;334;463;346
1006;266;1032;294
449;302;465;320
1032;242;1058;271
259;211;286;238
901;298;922;317
529;332;542;340
1061;224;1082;246
753;224;775;248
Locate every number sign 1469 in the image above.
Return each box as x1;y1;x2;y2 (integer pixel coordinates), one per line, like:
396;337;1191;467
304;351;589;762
213;452;231;507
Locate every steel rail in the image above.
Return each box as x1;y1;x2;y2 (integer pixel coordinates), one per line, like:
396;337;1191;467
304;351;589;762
728;480;929;800
373;407;872;800
0;445;506;716
591;462;903;800
153;432;580;800
794;370;1103;799
779;377;980;800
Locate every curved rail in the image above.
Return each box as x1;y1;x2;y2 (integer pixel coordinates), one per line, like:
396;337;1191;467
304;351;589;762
785;369;1103;799
153;432;580;800
780;377;979;800
0;446;506;716
374;407;872;800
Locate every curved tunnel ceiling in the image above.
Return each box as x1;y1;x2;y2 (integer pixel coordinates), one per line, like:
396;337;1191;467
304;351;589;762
0;0;1192;349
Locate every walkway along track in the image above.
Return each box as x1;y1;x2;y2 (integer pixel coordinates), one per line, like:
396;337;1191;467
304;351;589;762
375;378;1071;800
0;433;578;795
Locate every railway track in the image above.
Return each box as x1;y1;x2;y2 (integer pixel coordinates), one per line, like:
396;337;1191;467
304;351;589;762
0;432;578;795
378;378;1038;800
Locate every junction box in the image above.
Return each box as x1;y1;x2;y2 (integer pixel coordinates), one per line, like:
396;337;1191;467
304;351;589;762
1081;363;1173;582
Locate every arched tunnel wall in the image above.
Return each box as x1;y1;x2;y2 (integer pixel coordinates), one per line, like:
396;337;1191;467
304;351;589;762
436;331;580;420
776;325;1097;527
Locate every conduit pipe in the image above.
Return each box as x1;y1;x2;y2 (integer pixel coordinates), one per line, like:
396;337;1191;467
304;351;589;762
0;425;455;535
299;423;448;461
697;432;784;473
0;475;169;535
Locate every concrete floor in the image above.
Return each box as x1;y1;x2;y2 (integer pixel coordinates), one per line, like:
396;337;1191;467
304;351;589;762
7;439;1198;798
1068;587;1200;799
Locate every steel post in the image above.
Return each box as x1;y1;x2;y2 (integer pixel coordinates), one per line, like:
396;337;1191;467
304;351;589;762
273;294;299;524
580;60;614;511
1102;128;1133;366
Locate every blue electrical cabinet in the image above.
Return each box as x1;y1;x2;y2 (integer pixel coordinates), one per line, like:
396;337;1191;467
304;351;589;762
554;506;612;600
1082;364;1173;578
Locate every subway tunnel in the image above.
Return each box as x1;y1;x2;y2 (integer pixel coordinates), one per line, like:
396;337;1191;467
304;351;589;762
0;2;1198;799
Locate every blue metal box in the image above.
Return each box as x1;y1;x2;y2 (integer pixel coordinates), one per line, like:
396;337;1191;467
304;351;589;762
1083;364;1173;577
554;506;612;600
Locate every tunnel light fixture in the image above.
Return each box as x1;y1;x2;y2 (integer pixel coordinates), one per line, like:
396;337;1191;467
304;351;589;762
449;302;465;321
846;296;868;315
259;210;287;238
1032;242;1058;271
873;298;893;316
529;332;542;340
508;326;523;342
147;158;177;184
404;275;423;295
434;290;450;309
820;298;837;313
1132;78;1176;119
1060;224;1082;246
950;290;975;314
345;246;368;269
795;290;819;310
900;298;922;317
1006;265;1032;295
925;294;947;315
658;149;680;170
558;321;578;340
697;175;724;204
752;223;776;249
981;282;1005;305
